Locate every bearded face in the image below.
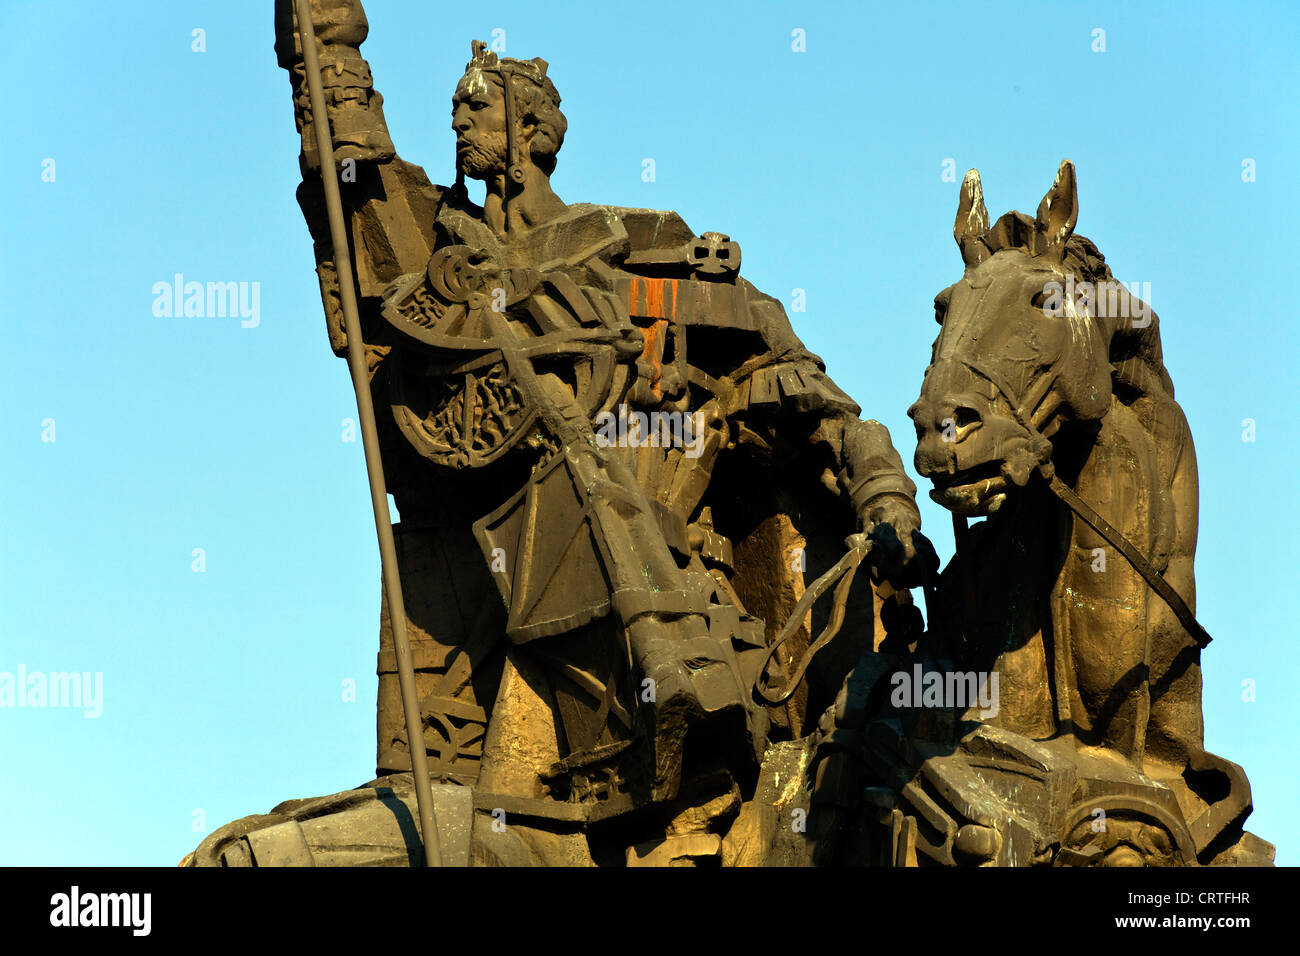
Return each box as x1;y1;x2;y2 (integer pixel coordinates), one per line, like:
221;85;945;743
452;73;509;181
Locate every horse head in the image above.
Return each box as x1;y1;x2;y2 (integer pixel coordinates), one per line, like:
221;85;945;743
909;160;1121;517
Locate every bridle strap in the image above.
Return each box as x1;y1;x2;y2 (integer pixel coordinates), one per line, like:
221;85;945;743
1043;471;1211;649
957;357;1043;437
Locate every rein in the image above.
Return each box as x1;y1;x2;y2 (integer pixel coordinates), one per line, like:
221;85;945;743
1042;470;1211;649
754;543;870;706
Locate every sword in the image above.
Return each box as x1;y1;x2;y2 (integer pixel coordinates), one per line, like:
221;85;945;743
294;0;441;867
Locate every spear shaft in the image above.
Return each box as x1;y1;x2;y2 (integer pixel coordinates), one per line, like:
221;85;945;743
294;0;440;867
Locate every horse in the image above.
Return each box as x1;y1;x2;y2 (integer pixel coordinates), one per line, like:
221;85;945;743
906;160;1238;837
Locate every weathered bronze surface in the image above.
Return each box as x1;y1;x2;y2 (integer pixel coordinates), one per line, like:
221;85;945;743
188;1;1269;867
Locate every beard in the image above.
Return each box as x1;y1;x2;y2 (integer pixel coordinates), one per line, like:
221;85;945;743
457;130;509;180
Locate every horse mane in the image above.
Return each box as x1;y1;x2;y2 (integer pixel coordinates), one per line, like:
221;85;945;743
986;210;1176;406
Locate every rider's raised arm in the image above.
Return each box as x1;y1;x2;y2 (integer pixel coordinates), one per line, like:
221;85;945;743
275;0;445;358
274;0;395;169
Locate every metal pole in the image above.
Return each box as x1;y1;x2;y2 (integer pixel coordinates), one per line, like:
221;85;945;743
294;0;440;867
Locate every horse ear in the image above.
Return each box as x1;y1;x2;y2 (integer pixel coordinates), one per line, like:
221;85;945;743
954;169;990;267
1035;160;1078;260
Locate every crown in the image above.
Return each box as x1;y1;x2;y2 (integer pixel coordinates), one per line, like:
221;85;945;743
463;40;559;106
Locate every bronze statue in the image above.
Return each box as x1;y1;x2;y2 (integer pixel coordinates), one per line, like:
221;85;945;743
190;0;927;866
187;4;1269;867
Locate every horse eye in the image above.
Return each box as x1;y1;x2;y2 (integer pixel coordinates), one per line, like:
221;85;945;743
1030;289;1051;310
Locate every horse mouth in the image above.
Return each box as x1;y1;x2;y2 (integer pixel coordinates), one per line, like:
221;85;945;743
928;462;1010;517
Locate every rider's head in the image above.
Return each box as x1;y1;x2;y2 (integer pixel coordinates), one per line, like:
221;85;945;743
452;41;567;182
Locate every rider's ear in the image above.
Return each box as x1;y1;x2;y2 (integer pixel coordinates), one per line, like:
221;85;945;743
1034;160;1078;262
954;168;990;268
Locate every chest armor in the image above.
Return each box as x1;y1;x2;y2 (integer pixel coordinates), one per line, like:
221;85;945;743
379;204;638;469
377;202;798;470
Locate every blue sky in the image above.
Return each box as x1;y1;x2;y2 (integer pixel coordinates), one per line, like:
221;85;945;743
2;0;1295;865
